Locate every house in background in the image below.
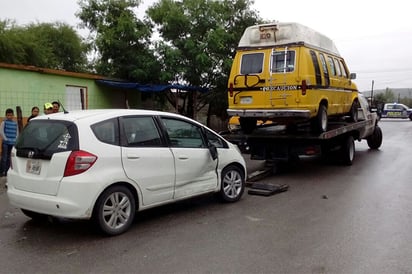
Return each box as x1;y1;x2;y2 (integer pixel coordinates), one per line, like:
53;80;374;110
0;62;142;126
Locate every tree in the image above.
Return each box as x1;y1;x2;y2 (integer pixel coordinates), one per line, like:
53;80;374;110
147;0;261;120
0;20;88;72
77;0;161;82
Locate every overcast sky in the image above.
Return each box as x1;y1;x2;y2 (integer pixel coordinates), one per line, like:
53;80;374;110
1;0;411;92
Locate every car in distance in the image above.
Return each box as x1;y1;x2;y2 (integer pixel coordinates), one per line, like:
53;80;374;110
7;109;247;236
380;103;412;120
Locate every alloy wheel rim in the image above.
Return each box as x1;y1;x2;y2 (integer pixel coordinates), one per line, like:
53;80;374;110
223;170;242;198
103;192;131;229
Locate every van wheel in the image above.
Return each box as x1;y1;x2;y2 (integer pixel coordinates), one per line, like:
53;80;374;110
239;117;257;134
340;135;355;166
312;104;328;133
219;165;245;202
367;126;383;149
93;185;136;236
349;100;359;122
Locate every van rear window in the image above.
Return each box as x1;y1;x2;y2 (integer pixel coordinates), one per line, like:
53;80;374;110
240;53;264;74
271;51;295;72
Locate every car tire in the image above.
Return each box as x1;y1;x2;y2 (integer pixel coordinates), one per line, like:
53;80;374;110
21;209;49;221
93;185;136;236
340;135;355;166
219;165;245;202
312;104;328;133
349;100;359;122
367;126;383;149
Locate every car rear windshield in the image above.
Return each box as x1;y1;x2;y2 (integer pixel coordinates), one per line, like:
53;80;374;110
15;120;79;159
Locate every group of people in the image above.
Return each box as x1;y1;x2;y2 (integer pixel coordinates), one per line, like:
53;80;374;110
0;101;61;176
27;101;60;122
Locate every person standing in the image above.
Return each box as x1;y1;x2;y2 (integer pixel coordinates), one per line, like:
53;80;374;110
44;102;53;115
52;101;60;113
0;108;19;176
27;106;40;123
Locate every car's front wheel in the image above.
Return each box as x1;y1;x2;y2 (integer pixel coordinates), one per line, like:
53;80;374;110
93;185;136;236
219;165;245;202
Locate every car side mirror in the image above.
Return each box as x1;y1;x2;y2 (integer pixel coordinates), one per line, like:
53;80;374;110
208;143;218;160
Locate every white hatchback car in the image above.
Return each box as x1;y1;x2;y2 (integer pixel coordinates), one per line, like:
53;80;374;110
7;109;246;235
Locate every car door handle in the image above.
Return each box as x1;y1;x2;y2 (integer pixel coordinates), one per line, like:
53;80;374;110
127;154;140;159
178;155;189;160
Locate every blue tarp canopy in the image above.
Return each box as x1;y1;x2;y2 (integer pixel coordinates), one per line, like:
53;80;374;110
96;79;209;93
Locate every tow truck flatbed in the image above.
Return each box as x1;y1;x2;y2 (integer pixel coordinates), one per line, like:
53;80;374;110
221;103;382;168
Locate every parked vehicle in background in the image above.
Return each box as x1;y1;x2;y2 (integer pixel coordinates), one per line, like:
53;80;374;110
7;109;247;236
227;22;359;134
381;103;412;120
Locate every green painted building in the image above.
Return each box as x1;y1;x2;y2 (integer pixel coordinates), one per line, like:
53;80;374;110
0;62;141;124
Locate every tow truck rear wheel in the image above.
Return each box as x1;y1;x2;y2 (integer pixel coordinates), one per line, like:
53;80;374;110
367;126;383;149
340;135;355;165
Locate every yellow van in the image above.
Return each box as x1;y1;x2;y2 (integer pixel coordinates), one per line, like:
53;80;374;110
227;22;359;133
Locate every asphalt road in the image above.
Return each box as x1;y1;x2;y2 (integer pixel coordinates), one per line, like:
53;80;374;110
1;119;412;274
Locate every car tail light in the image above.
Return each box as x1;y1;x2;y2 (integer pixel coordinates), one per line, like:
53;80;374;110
64;150;97;177
229;83;234;97
301;80;307;95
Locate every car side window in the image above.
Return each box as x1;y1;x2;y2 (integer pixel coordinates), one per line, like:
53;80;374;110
205;129;228;148
121;116;162;147
91;118;119;145
161;118;205;148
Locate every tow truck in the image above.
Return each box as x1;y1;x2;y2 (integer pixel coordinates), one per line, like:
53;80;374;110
222;94;383;174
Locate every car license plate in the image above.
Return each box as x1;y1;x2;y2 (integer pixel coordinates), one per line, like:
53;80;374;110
26;159;41;175
240;96;253;104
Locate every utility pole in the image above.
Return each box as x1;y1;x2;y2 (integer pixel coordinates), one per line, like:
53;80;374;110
370;80;374;106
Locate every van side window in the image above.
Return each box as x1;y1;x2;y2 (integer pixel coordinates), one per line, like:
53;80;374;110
271;50;295;73
333;58;342;76
327;56;336;76
309;50;322;86
240;53;264;74
319;53;330;86
339;60;348;78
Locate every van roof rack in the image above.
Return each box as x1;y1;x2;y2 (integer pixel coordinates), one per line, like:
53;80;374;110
238;22;340;56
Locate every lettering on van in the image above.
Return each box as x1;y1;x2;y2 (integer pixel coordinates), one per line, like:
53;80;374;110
261;85;299;92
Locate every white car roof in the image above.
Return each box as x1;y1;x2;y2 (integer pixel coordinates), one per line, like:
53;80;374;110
33;109;192;123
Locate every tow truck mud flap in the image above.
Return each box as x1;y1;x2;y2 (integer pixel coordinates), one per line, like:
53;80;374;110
248;182;289;196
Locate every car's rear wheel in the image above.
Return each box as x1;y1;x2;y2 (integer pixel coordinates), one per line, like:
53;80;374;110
93;185;136;236
219;165;245;202
312;104;328;133
21;209;48;221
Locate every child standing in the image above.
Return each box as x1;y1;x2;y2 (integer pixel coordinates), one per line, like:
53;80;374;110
0;108;19;176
